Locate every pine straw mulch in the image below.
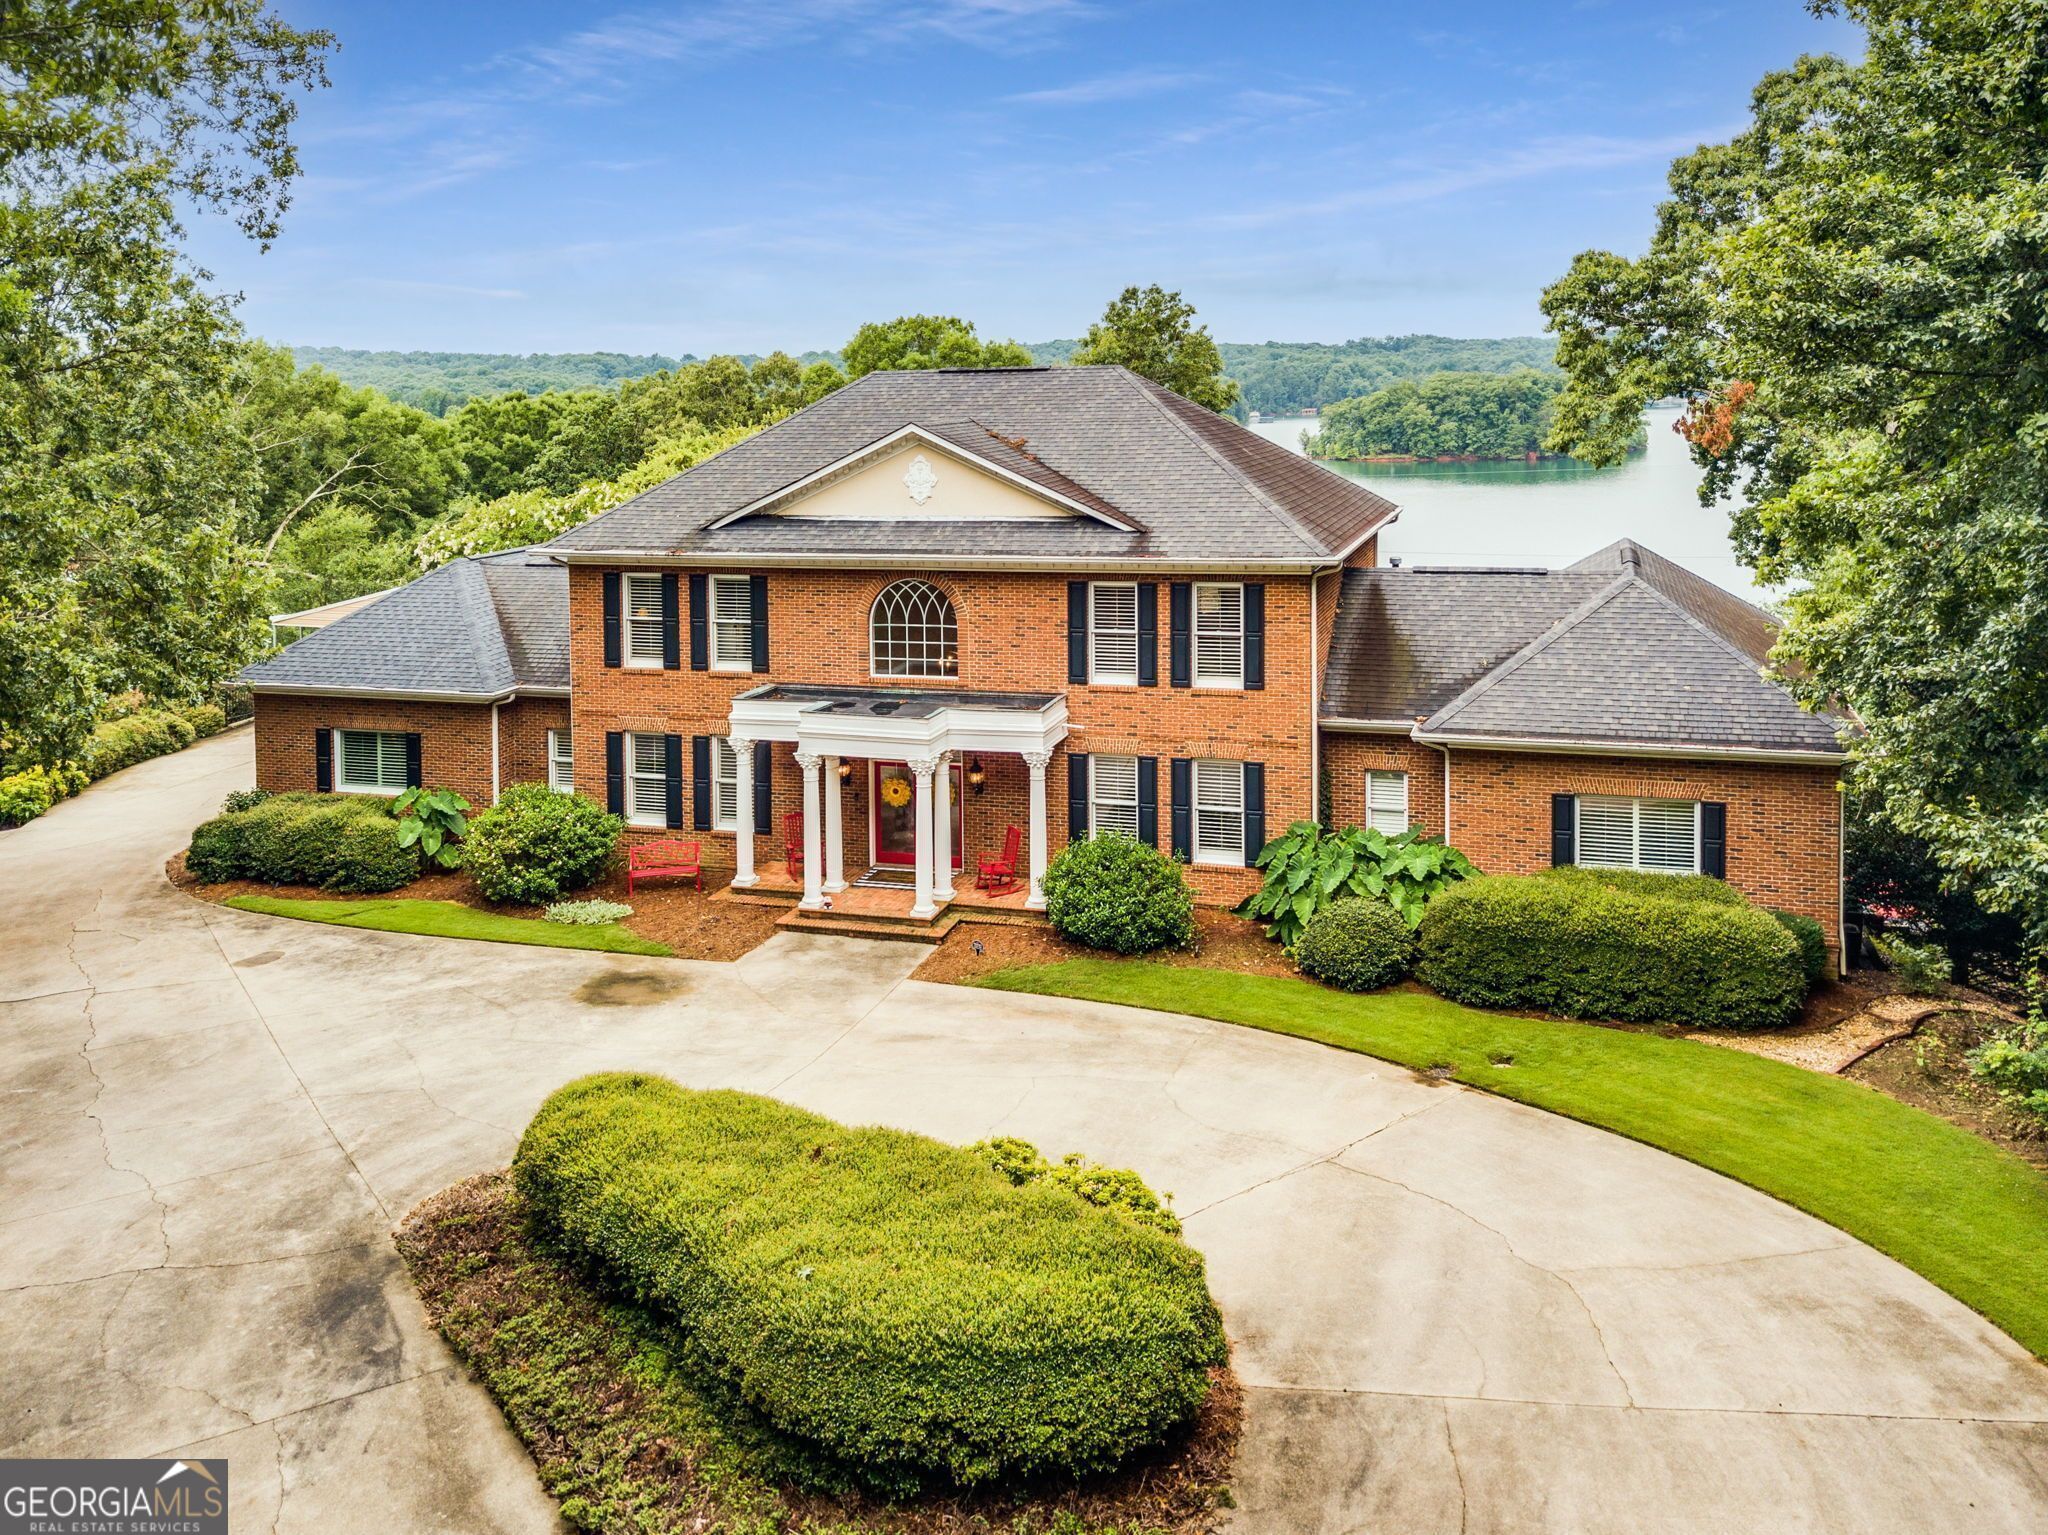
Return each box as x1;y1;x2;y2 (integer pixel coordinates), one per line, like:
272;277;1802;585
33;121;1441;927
396;1172;1242;1535
168;852;784;962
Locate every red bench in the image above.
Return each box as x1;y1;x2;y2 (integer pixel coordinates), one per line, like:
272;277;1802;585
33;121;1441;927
627;838;702;895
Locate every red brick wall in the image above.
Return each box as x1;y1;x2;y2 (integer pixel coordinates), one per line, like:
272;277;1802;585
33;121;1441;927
569;566;1314;901
251;693;569;809
1322;732;1449;839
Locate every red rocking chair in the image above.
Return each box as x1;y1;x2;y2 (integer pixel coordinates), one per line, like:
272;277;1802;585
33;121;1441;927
977;824;1024;896
783;810;805;876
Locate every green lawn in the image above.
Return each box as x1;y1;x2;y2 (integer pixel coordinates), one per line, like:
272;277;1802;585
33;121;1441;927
225;894;672;956
978;960;2048;1360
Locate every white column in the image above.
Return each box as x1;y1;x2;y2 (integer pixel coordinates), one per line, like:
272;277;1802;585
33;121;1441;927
932;750;955;901
909;754;939;920
795;750;826;909
822;755;846;893
1023;749;1051;910
731;738;757;888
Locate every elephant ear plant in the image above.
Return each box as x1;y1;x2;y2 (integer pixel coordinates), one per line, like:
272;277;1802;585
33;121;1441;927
392;786;472;870
1239;820;1477;948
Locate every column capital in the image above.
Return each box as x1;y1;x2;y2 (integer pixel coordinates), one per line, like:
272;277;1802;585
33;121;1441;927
906;754;942;777
1021;749;1053;772
793;750;823;772
730;736;756;762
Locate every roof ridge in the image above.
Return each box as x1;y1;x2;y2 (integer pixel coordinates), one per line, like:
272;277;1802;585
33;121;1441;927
1422;572;1636;731
451;556;515;691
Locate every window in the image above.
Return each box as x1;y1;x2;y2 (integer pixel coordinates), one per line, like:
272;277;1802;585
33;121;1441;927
625;732;669;828
335;729;408;795
1191;758;1245;866
712;736;741;831
710;574;754;672
1193;582;1244;688
624;573;665;668
1365;770;1409;836
547;729;574;793
1088;582;1139;685
870;579;957;678
1576;795;1699;873
1089;754;1140;838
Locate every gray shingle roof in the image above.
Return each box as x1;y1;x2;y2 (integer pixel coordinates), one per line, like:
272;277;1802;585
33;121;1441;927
1324;541;1849;758
547;365;1397;563
241;547;566;698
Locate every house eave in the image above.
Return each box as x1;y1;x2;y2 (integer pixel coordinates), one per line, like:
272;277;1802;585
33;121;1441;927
1413;729;1849;766
545;549;1333;575
246;682;566;705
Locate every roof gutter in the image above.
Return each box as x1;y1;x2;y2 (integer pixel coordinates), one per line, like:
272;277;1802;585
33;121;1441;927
1412;730;1849;766
544;550;1336;575
246;683;564;705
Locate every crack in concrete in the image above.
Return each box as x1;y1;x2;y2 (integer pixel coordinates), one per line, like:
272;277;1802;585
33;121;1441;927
1179;1094;1457;1221
69;910;173;1276
1443;1401;1469;1535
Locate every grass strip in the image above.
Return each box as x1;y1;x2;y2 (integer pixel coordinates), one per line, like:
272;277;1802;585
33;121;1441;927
225;893;672;956
977;959;2048;1360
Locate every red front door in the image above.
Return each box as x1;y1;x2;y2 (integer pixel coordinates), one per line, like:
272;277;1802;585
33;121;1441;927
870;761;963;869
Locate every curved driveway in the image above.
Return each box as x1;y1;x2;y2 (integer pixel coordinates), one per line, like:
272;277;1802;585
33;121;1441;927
4;730;2047;1532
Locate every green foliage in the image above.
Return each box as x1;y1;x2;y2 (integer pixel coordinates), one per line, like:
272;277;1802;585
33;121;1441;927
1069;285;1238;413
221;787;271;814
1041;833;1195;954
1769;909;1830;988
842;314;1031;377
969;1136;1182;1237
265;503;416;615
464;783;620;905
1210;334;1558;417
289;348;685;414
1539;1;2048;976
1295;898;1416;993
1538;864;1749;907
513;1075;1226;1491
392;786;471;870
186;793;417;892
79;708;197;779
1968;1033;2048;1121
176;702;228;738
1417;874;1805;1030
1311;370;1570;459
543;899;633;926
1873;936;1953;996
0;765;76;826
1240;821;1477;947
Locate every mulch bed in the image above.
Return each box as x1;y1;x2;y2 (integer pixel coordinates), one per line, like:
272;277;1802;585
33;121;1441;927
167;852;784;963
1845;1008;2048;1173
916;907;1297;985
397;1171;1242;1535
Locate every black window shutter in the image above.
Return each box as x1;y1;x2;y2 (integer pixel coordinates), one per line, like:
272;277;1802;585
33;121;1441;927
1137;583;1158;686
314;728;332;792
749;574;769;672
403;733;423;789
605;732;625;815
1243;761;1266;863
1244;583;1266;690
660;572;681;670
687;573;708;671
1170;757;1192;859
1701;802;1727;878
1169;582;1192;688
1067;752;1090;839
1067;582;1089;684
753;744;773;836
663;734;685;829
1551;794;1576;866
1137;756;1158;846
691;736;712;831
601;572;622;668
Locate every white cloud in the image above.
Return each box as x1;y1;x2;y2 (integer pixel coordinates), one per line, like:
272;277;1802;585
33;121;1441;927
1005;68;1206;106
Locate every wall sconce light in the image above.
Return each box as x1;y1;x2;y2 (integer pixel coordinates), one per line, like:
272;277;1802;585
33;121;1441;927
967;758;987;794
837;759;854;784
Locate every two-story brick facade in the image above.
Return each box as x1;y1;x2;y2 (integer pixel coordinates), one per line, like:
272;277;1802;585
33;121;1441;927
244;365;1852;964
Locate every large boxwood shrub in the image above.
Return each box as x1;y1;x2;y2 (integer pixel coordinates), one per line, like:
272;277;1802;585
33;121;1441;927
1769;909;1830;987
1417;874;1806;1030
463;783;620;904
1295;897;1415;992
186;793;417;892
1041;832;1194;953
514;1075;1226;1492
1538;865;1749;906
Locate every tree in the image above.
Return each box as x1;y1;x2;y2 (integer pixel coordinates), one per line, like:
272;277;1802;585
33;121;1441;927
1069;285;1238;412
447;389;574;501
842;314;1030;377
1539;0;2048;978
0;2;332;766
1312;371;1567;459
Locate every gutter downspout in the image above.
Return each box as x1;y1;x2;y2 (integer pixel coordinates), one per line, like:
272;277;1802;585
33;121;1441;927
490;699;502;805
1310;573;1322;825
1426;735;1452;843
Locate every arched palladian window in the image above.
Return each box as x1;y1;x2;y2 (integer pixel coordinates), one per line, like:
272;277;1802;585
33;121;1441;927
870;579;957;678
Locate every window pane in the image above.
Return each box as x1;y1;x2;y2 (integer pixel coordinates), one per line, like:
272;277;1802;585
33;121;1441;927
548;730;573;792
1366;771;1409;835
1090;583;1138;681
1637;800;1698;872
376;733;408;788
1090;753;1139;837
339;730;376;787
625;574;665;660
1193;583;1243;683
870;579;957;677
711;577;753;668
1192;759;1243;861
713;737;740;829
1576;796;1636;867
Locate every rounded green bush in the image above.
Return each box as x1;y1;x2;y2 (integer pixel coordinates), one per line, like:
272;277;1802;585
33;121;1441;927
464;783;620;905
186;793;416;891
1041;833;1194;954
1768;909;1830;989
178;702;228;739
1295;897;1415;992
514;1074;1226;1492
1417;874;1805;1030
0;767;62;826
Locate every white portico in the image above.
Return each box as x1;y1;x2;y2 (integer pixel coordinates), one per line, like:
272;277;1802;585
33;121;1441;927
724;683;1067;919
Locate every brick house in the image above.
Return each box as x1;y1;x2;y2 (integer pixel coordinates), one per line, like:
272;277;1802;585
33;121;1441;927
243;365;1850;964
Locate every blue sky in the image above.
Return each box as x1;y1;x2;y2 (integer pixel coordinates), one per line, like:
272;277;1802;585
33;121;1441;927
195;1;1856;355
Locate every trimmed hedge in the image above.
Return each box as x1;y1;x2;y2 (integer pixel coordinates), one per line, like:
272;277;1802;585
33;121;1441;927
80;708;198;780
514;1075;1226;1491
187;793;418;892
1041;832;1195;954
1418;874;1806;1030
1770;909;1830;987
1538;865;1749;906
464;783;620;904
1296;897;1415;992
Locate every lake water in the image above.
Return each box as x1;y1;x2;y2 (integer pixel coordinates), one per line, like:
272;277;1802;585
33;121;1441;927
1248;404;1768;599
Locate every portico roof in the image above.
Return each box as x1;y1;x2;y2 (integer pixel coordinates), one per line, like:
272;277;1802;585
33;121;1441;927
727;681;1067;760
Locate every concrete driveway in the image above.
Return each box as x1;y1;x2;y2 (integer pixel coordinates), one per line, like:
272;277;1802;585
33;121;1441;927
5;729;2046;1532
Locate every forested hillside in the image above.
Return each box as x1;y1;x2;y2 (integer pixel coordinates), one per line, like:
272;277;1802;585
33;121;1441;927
1311;370;1565;459
288;348;691;414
